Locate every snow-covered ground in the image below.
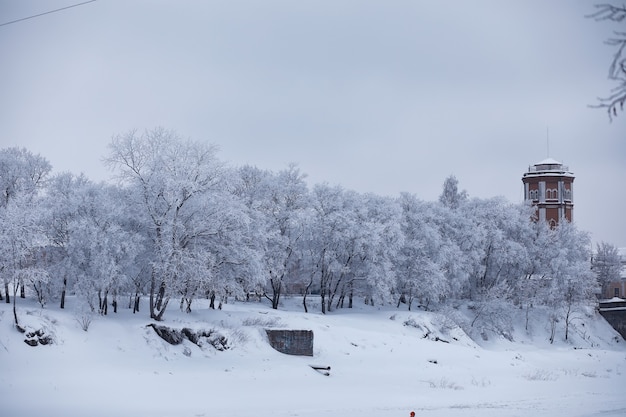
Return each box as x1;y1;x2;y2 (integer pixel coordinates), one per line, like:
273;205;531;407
1;296;625;417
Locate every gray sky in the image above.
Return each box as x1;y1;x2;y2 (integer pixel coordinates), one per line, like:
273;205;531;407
1;0;624;247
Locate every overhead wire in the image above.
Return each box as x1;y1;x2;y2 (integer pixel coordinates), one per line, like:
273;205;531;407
0;0;97;28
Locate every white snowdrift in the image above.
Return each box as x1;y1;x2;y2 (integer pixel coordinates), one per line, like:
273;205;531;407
1;296;625;417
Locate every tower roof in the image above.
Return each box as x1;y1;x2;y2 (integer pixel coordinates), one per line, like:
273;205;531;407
535;157;562;165
523;157;574;178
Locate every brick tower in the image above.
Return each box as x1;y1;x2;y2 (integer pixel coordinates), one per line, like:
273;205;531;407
522;158;574;226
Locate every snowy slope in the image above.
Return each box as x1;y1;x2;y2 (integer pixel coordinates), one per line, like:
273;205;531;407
1;296;625;417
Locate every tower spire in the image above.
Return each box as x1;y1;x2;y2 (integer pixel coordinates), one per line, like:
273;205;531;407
546;126;550;158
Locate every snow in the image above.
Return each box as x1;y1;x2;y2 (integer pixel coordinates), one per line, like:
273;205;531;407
535;157;563;166
1;297;625;417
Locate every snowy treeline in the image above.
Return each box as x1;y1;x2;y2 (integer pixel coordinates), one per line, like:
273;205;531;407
0;130;599;335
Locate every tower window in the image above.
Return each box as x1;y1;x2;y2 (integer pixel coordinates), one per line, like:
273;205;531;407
564;189;571;200
546;188;558;200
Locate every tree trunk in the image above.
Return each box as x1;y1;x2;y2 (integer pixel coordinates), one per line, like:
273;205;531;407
133;292;141;314
111;288;118;313
336;294;345;309
60;275;67;309
12;281;19;327
302;275;314;313
101;291;108;315
149;265;157;319
549;312;557;344
179;295;192;313
33;281;45;307
270;277;282;309
564;304;572;341
4;282;10;304
155;281;166;311
153;296;169;321
13;297;19;327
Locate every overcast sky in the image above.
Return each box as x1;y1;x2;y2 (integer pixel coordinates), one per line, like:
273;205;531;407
1;0;624;248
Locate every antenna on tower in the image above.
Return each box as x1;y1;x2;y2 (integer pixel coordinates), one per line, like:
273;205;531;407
546;126;550;158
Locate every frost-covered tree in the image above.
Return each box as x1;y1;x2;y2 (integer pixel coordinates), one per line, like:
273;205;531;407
0;147;50;209
541;222;596;342
40;173;91;308
429;202;477;300
0;194;49;325
397;194;447;310
238;164;309;310
305;184;344;314
105;128;227;320
351;193;402;308
66;183;145;315
592;241;623;298
306;185;390;313
232;165;274;299
0;147;51;325
438;175;467;210
313;191;399;311
114;186;152;314
515;220;555;330
462;198;532;301
175;176;263;313
452;198;537;339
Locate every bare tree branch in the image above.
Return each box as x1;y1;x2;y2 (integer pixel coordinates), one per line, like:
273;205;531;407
589;4;626;120
588;4;626;22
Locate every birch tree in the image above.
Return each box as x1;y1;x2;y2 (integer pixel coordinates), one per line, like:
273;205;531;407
439;175;467;210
